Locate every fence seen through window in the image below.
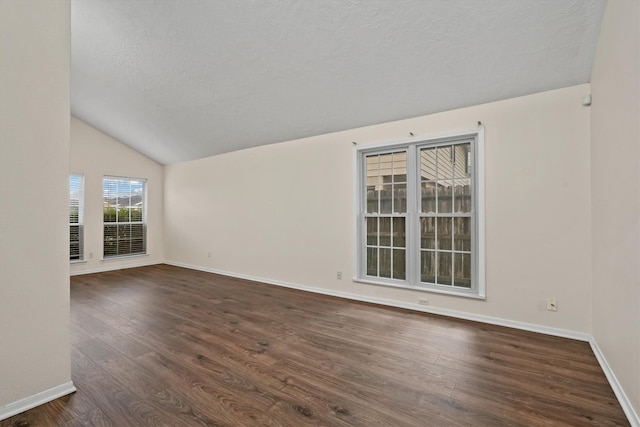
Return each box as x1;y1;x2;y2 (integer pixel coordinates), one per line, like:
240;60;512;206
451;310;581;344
359;132;482;298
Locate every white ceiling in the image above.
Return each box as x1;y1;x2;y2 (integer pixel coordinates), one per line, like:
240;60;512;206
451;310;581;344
71;0;606;165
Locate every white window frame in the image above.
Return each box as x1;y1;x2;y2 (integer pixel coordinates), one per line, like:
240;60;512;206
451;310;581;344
354;128;485;299
103;176;147;259
69;174;84;262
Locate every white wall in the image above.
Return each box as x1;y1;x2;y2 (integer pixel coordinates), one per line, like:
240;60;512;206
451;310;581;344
0;0;73;410
70;117;164;275
165;84;592;333
590;0;640;418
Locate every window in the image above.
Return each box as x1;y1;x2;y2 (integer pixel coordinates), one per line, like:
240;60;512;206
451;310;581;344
69;174;84;261
357;129;485;298
103;176;146;258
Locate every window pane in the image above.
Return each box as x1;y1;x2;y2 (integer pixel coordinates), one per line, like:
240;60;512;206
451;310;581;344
393;249;406;280
104;207;116;223
104;177;146;258
69;175;84;261
379;154;393;183
104;225;117;256
131;180;144;214
119;180;131;212
366;155;380;185
380;184;392;214
366;217;378;246
131;224;144;239
454;253;472;288
421;217;435;249
392;152;407;183
437;217;452;250
70;225;80;259
104;179;117;208
437;146;453;179
367;247;377;276
393;183;406;213
70;244;80;260
131;207;143;222
104;224;116;240
379;217;391;247
437;182;453;213
392;217;405;248
118;240;131;255
366;186;378;214
117;207;130;222
379;248;392;278
454;217;471;251
421;181;436;213
70;208;79;224
117;225;130;255
131;239;145;254
421;251;435;283
420;148;436;180
454;179;471;213
437;251;452;285
454;144;471;178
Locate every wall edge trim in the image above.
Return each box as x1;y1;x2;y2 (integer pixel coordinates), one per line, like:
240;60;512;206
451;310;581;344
106;261;637;426
589;338;640;426
0;381;76;421
163;261;590;341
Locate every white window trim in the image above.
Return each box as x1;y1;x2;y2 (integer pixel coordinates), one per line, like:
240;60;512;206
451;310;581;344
103;175;148;259
101;253;149;262
353;128;485;299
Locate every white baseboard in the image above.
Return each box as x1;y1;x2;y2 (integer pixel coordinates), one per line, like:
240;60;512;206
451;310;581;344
589;338;640;427
163;261;590;341
70;260;162;276
0;381;76;421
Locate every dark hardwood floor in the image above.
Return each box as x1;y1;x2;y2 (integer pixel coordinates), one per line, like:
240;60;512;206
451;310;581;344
1;264;628;426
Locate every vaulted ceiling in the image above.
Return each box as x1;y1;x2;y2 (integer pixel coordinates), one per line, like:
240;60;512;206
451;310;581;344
71;0;606;165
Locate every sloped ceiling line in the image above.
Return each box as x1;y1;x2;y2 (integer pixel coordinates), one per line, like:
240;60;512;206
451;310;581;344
71;0;606;165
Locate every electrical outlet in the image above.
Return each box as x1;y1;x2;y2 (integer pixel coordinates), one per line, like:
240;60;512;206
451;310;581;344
336;271;342;280
207;252;212;258
547;298;557;311
89;252;93;259
418;298;428;306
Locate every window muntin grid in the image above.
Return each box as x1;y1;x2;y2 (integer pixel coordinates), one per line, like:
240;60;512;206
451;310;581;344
364;151;407;280
357;132;482;298
103;176;147;258
420;143;472;288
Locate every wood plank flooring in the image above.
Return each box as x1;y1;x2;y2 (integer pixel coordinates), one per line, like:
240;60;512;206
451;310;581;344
1;264;629;426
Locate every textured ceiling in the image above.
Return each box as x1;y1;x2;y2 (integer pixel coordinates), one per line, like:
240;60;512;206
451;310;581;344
71;0;606;164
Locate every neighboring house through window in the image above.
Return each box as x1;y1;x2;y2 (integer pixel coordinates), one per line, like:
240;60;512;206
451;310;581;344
69;174;84;261
356;129;485;298
103;176;147;258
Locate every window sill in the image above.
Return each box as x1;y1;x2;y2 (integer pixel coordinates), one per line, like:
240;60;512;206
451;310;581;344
70;260;86;265
102;253;148;262
354;277;486;300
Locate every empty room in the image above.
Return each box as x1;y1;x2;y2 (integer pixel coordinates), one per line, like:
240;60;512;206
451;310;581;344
1;0;638;426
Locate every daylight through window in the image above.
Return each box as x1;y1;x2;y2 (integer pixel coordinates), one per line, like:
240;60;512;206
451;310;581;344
103;176;147;258
357;130;484;298
69;174;84;261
